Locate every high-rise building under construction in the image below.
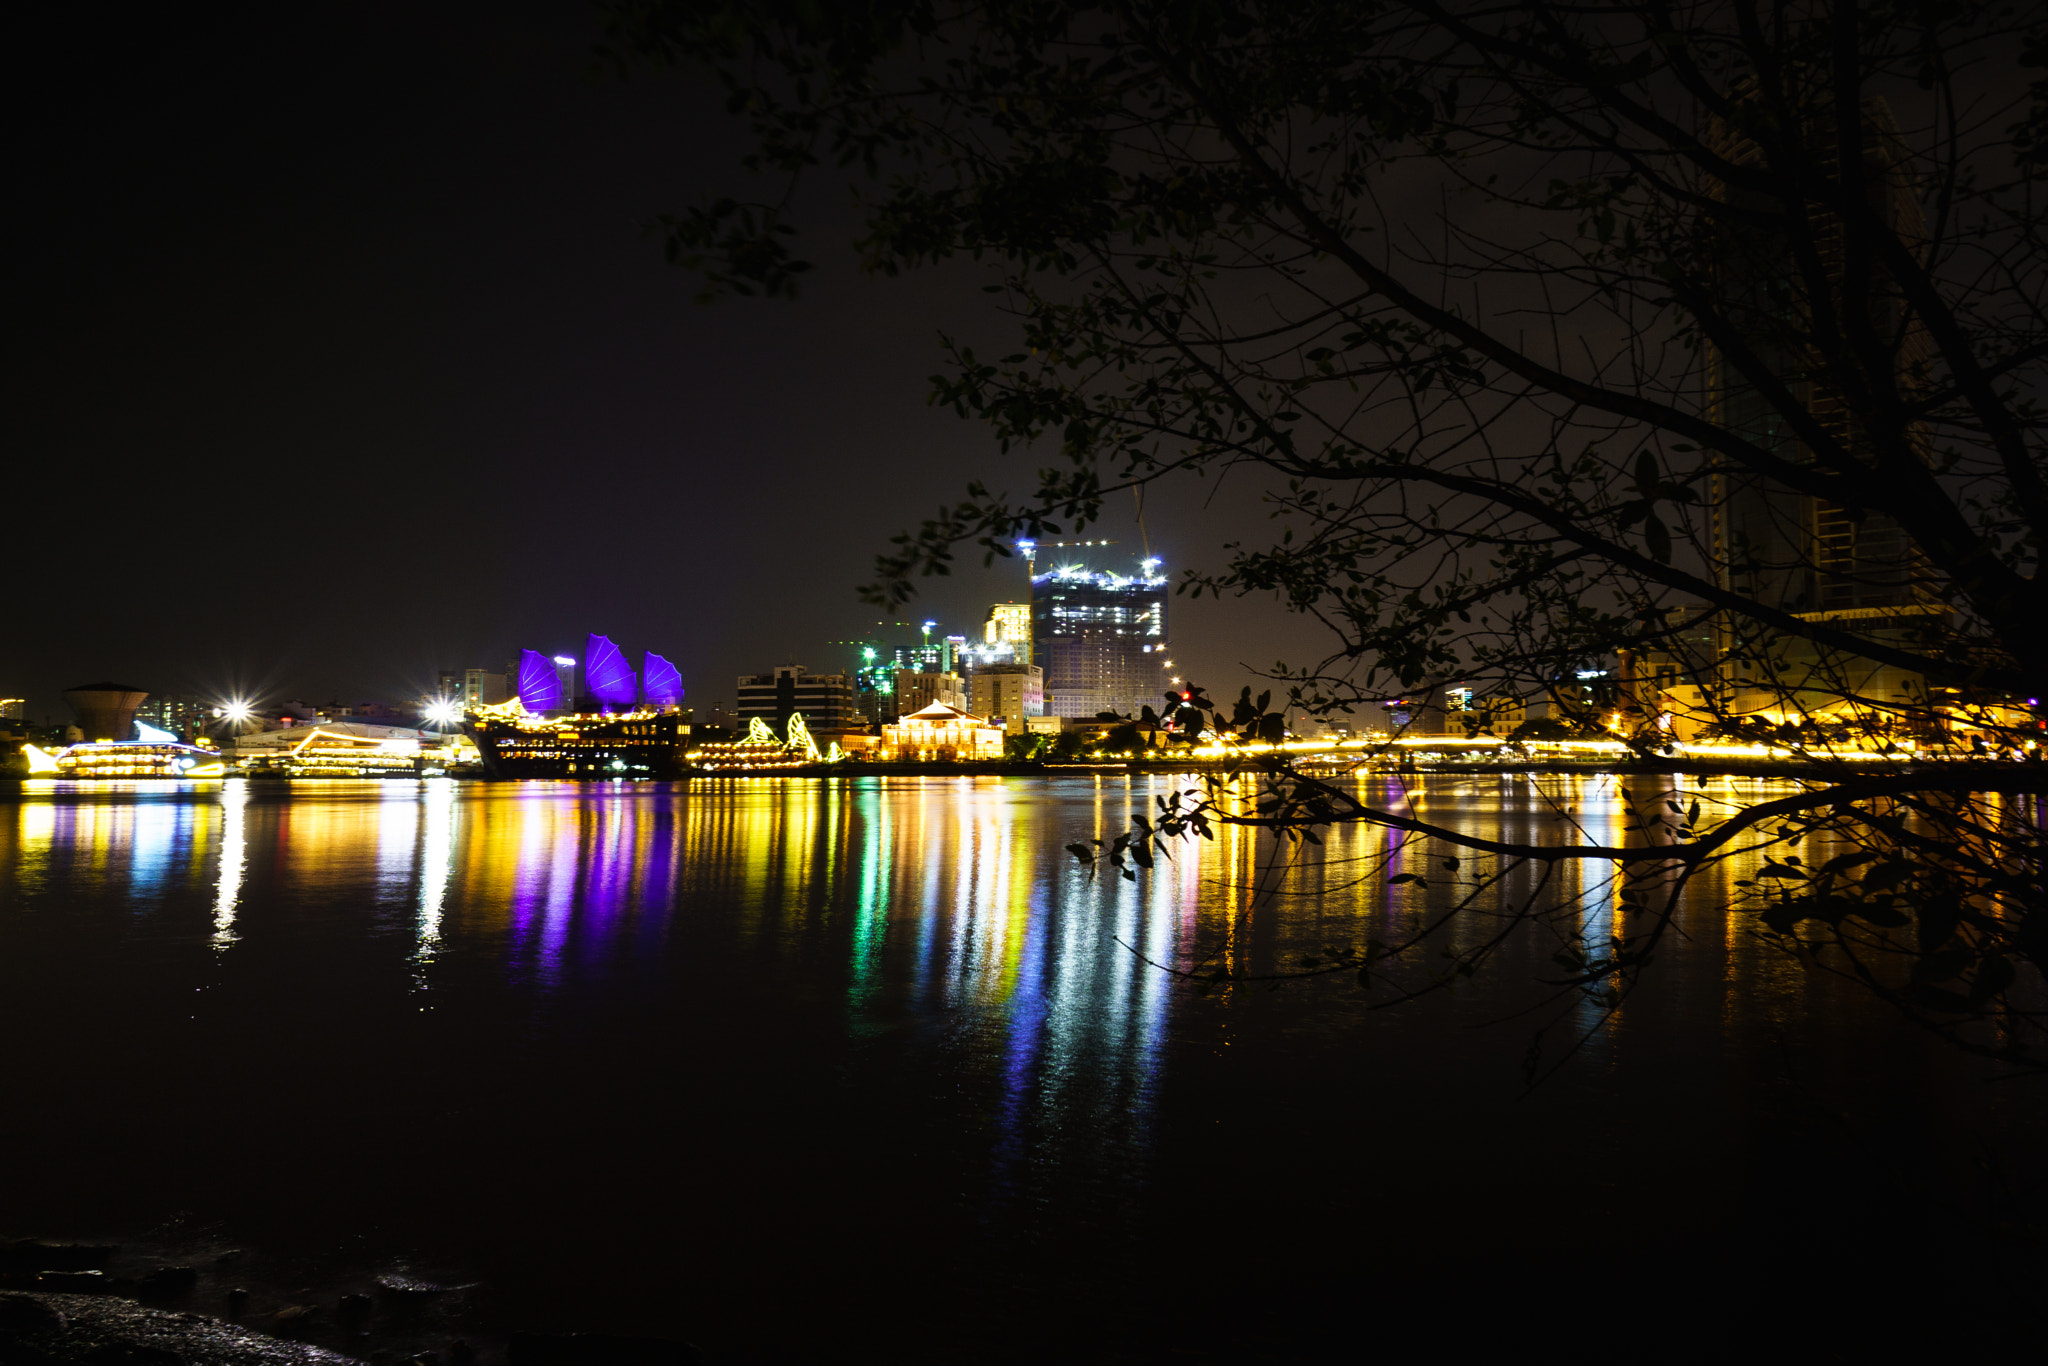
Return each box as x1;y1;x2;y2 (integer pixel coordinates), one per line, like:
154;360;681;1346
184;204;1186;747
1698;93;1941;722
1705;95;1930;617
1031;555;1170;719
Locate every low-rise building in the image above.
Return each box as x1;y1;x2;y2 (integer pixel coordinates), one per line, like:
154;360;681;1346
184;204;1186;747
879;702;1004;761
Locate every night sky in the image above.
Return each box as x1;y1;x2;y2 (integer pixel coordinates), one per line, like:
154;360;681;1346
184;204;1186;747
7;1;1320;722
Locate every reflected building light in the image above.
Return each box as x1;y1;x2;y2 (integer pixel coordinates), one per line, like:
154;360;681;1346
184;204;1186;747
211;783;249;951
415;779;456;971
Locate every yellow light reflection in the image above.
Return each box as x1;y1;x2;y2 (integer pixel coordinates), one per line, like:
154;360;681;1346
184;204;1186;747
212;783;248;951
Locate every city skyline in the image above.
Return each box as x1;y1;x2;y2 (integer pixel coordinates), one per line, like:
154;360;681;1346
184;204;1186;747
4;5;1323;725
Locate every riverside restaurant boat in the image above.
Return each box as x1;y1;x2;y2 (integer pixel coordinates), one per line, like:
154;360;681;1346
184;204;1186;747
464;700;692;779
26;740;230;779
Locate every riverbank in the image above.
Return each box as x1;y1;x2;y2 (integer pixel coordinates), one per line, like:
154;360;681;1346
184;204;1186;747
0;1237;701;1365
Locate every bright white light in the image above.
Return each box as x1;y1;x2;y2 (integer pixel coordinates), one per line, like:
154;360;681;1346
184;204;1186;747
422;698;462;728
136;720;178;743
219;700;254;724
554;656;576;667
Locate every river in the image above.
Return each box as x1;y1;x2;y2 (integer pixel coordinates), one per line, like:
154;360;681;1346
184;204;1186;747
2;774;2041;1360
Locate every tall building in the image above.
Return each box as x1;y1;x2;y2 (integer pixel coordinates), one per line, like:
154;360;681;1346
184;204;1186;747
842;622;957;722
1704;95;1940;723
0;698;24;722
138;693;207;741
1707;97;1928;616
971;663;1044;733
1032;556;1170;719
737;665;860;736
985;602;1031;653
441;669;509;709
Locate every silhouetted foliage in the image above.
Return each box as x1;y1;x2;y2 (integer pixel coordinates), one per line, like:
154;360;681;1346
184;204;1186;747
610;0;2048;1069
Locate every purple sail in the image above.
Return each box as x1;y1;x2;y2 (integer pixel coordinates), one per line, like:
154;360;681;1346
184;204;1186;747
585;634;637;707
518;650;564;712
642;653;684;708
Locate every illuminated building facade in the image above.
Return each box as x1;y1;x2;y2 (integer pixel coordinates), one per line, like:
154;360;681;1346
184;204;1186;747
879;702;1004;762
234;727;446;777
0;698;23;721
737;665;859;736
469;711;689;779
985;602;1031;658
842;622;958;722
892;671;968;718
135;693;206;741
970;663;1044;733
1032;559;1170;719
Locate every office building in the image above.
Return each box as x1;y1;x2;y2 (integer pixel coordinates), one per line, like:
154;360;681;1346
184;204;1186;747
985;602;1031;655
843;622;957;722
737;665;860;736
892;670;968;717
137;693;207;740
971;663;1044;734
456;669;510;709
1032;556;1170;719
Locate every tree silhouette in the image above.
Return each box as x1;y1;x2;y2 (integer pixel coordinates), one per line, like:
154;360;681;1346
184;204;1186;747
607;0;2047;1066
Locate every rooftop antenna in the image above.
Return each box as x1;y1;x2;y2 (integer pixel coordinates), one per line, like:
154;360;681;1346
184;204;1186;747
1133;485;1151;561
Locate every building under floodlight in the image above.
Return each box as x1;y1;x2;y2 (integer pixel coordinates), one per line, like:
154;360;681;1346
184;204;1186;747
1032;558;1170;719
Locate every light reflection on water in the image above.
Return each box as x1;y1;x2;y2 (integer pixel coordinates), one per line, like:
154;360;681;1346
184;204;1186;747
1;773;2039;1355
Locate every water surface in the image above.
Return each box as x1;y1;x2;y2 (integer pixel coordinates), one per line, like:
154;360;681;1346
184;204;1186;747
2;774;2040;1359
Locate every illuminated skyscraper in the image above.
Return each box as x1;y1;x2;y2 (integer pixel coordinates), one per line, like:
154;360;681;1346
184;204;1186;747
1032;556;1169;719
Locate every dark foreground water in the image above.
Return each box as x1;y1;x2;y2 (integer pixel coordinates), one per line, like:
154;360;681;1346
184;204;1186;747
3;774;2043;1361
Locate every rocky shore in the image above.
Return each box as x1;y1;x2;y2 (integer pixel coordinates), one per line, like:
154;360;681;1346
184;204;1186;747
0;1241;698;1366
